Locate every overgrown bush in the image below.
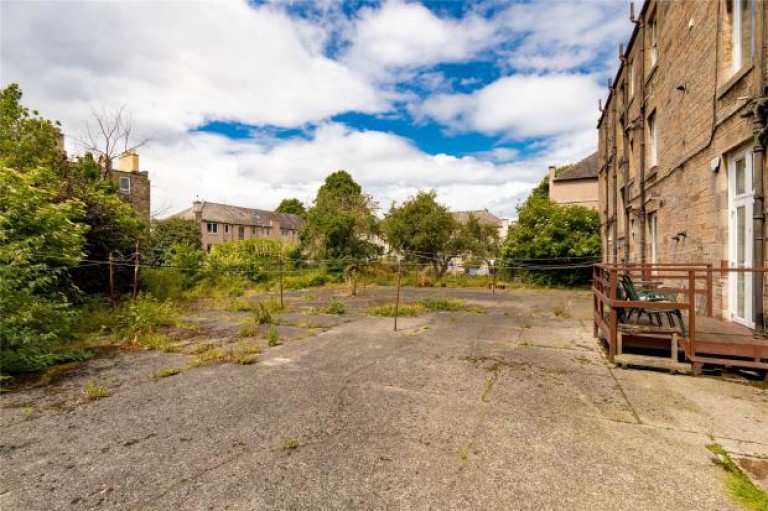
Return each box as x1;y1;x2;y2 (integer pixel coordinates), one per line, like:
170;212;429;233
116;294;178;342
206;238;291;282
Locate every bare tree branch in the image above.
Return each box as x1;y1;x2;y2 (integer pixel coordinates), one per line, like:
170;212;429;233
76;104;151;177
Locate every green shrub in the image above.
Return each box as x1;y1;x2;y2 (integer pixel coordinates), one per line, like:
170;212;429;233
322;297;347;315
267;326;281;346
116;294;178;342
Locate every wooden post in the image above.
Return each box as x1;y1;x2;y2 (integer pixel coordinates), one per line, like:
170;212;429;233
688;270;697;357
109;252;116;308
608;267;618;362
492;262;497;295
705;264;713;317
394;259;402;332
279;256;285;310
132;241;140;300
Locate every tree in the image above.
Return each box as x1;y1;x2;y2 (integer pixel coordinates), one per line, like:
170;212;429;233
78;104;149;175
453;213;501;270
275;198;306;217
501;177;600;286
383;191;458;276
146;217;202;265
301;170;380;262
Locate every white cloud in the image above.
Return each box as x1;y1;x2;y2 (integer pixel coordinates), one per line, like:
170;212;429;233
500;1;629;73
421;73;604;138
144;124;546;219
343;0;497;78
1;0;382;137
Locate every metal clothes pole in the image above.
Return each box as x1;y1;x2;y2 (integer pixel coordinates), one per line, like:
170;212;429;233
394;259;402;332
279;256;285;309
132;241;140;300
109;252;116;308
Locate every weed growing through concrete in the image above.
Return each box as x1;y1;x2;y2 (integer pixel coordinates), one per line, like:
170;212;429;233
322;297;347;315
418;297;484;313
187;343;227;367
707;443;768;510
552;303;572;318
574;355;592;366
252;299;282;325
140;333;178;352
238;322;259;338
83;381;110;401
21;404;34;418
152;367;181;378
369;303;423;317
268;327;281;347
233;341;260;364
282;437;300;452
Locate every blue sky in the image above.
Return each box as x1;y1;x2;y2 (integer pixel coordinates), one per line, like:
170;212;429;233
1;0;631;218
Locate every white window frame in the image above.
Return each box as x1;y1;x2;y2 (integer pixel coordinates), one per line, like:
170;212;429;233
732;0;756;72
728;146;755;328
628;61;634;98
648;17;658;68
647;112;658;167
207;223;218;234
119;176;131;194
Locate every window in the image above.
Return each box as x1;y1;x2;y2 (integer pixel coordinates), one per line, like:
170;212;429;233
647;112;658;167
252;226;257;235
207;223;218;234
119;176;131;194
648;213;658;264
238;226;244;240
206;244;212;253
628;61;634;98
225;225;230;234
731;0;755;72
648;16;658;68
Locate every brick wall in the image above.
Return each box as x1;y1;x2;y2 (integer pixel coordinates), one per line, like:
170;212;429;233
597;0;767;321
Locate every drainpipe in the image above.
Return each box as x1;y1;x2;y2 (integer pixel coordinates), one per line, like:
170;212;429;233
638;19;647;274
753;0;766;334
612;87;620;264
620;48;631;264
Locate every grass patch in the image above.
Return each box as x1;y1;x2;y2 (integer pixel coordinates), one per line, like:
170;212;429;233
369;303;424;317
238;322;260;338
552;303;572;318
707;443;768;510
282;437;301;452
83;381;110;401
152;367;181;378
139;333;178;352
320;297;347;315
187;343;227;368
267;326;281;347
252;299;282;325
232;341;260;365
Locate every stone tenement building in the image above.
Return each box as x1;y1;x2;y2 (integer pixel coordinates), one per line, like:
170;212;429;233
108;151;151;222
172;201;305;252
597;0;768;328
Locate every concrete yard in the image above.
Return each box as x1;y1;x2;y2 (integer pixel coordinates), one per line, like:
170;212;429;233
1;287;766;510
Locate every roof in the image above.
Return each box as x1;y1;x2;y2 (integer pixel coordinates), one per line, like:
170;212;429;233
552;152;598;182
453;209;502;227
172;201;305;230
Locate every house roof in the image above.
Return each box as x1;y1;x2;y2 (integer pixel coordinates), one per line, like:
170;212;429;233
172;201;304;229
553;152;598;182
453;209;502;227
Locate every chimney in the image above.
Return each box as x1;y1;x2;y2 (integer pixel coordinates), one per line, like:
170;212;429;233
548;165;557;188
192;200;204;224
119;150;140;173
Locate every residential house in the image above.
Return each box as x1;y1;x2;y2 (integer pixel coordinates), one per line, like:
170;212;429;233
449;209;509;274
172;201;305;252
597;0;768;328
108;151;151;222
548;152;599;210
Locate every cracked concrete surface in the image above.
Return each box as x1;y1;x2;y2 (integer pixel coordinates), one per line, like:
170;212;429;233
1;288;766;510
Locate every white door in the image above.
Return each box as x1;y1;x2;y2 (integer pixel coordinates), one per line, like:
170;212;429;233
728;148;754;328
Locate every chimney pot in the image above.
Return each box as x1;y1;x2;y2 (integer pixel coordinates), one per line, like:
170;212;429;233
119;151;140;173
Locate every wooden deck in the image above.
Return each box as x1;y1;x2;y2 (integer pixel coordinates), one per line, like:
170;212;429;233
592;264;768;379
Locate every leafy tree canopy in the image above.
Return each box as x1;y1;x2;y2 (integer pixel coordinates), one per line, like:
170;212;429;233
501;177;600;286
147;217;202;265
275;198;306;217
301;170;380;261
